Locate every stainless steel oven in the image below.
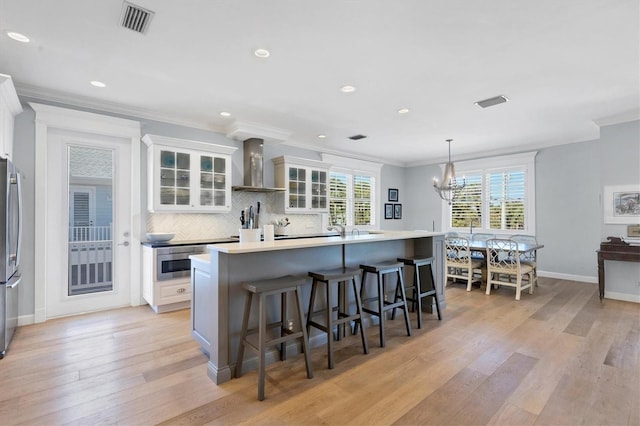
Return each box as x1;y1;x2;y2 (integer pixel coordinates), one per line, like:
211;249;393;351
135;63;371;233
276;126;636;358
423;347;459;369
156;245;207;281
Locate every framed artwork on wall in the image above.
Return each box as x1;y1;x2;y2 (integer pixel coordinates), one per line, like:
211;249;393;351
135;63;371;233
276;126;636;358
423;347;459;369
388;188;398;202
603;184;640;224
393;203;402;219
384;203;394;219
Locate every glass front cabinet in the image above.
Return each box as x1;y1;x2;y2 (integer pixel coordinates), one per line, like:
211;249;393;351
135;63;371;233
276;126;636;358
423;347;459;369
142;134;237;213
272;156;331;213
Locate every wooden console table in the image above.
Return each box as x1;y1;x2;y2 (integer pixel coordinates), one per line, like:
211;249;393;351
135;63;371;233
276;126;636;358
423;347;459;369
597;236;640;301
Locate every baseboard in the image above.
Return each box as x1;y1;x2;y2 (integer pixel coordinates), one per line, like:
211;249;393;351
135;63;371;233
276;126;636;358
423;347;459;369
604;291;640;303
18;314;34;326
537;270;597;284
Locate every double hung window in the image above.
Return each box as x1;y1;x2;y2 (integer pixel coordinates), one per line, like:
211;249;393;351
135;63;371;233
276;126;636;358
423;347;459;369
322;154;382;229
447;152;536;234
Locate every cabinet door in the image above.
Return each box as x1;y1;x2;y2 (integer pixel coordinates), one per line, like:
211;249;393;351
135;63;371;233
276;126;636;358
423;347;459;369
198;154;229;209
287;166;307;209
159;149;191;207
310;169;328;209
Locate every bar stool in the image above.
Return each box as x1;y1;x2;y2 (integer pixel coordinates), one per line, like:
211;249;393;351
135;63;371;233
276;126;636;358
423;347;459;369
359;261;412;347
307;266;369;369
235;275;313;401
396;256;442;328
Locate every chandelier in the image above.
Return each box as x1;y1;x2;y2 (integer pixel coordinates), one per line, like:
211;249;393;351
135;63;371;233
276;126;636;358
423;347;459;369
433;139;466;204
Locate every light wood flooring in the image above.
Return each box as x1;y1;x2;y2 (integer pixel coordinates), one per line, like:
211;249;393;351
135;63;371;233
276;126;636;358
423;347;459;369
1;277;639;425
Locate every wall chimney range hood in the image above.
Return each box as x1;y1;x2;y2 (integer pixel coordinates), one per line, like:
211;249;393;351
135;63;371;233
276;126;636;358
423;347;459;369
232;138;285;192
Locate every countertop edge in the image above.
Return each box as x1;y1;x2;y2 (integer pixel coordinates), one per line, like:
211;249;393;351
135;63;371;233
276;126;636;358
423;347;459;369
206;231;444;254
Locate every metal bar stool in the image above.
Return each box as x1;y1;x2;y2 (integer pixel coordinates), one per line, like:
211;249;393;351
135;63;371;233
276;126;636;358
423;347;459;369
359;261;412;347
235;275;313;401
396;256;442;328
307;266;369;369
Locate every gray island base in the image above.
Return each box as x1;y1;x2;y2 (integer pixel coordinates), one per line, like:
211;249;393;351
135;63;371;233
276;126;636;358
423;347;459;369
190;231;445;385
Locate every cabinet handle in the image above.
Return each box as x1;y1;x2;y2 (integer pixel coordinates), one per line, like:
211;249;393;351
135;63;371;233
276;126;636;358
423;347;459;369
177;288;186;294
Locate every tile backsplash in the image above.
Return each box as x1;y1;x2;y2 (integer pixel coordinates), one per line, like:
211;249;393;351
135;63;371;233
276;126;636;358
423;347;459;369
146;191;322;240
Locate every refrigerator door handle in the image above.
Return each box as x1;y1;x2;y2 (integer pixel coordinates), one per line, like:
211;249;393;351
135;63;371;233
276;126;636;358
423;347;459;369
7;275;21;289
12;171;22;268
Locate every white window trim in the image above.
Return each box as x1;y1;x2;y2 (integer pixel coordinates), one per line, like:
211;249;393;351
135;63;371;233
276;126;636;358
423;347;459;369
443;151;537;236
322;154;383;231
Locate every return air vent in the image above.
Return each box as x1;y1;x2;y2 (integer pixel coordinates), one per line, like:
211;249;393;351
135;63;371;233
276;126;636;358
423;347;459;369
349;134;367;140
475;95;509;108
120;1;154;34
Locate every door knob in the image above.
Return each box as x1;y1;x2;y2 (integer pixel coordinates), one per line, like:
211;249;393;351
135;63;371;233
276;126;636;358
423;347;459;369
118;241;130;247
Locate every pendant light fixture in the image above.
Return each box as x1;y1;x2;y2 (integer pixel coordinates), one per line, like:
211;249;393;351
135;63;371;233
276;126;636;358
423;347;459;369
433;139;465;204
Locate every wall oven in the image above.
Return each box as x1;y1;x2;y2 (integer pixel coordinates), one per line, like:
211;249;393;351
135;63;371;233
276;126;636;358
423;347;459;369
155;245;207;282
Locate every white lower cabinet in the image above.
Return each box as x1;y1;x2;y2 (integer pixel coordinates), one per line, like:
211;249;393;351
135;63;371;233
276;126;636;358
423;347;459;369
142;245;191;313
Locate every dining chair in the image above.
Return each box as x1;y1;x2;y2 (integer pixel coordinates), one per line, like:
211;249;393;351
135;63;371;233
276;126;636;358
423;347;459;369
445;237;482;291
470;233;495;260
511;234;538;286
485;238;535;300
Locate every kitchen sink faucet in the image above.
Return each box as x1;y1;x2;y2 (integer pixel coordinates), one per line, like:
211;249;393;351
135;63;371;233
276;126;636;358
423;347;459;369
327;224;346;238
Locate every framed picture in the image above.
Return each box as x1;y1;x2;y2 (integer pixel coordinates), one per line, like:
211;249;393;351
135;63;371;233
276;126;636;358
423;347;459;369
604;184;640;224
393;203;402;219
384;203;394;219
388;188;399;202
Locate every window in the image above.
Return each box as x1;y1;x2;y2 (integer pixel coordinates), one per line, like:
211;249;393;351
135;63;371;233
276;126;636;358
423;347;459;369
322;154;382;229
329;172;373;226
446;152;536;234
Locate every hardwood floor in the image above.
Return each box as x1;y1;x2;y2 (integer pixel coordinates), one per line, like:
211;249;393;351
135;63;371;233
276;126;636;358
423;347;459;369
1;277;638;425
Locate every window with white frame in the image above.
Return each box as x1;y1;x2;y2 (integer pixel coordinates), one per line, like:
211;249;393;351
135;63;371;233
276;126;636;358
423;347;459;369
446;152;536;234
322;154;382;229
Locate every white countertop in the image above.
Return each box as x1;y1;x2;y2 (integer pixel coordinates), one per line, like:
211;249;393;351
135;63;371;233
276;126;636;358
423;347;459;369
204;230;443;254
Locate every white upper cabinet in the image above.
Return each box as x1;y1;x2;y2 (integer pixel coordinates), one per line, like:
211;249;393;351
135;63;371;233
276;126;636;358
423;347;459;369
0;74;24;160
272;156;331;213
142;134;237;213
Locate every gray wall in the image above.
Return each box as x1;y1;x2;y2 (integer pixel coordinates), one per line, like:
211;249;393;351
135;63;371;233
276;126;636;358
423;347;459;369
402;120;640;301
12;97;640;319
536;139;602;278
404;163;444;232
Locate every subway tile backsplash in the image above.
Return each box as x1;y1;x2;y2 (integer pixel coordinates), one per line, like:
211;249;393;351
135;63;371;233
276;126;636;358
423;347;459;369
146;191;322;240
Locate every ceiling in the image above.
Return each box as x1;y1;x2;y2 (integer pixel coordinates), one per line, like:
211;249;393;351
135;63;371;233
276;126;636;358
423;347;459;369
1;0;638;166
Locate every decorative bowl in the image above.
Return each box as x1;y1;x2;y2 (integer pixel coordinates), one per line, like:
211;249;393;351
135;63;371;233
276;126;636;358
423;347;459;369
146;232;175;242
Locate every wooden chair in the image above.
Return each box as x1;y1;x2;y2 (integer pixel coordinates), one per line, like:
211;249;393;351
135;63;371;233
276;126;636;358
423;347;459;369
485;238;535;300
445;237;482;291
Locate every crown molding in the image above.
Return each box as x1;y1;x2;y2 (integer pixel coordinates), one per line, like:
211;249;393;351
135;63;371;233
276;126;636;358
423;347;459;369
15;82;222;132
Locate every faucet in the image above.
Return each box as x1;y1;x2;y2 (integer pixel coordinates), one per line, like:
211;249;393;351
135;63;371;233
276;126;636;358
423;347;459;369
327;225;345;238
351;228;360;236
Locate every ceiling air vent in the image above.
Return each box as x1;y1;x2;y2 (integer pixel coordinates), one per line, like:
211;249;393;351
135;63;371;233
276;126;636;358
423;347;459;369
475;95;509;108
120;1;154;34
349;134;367;140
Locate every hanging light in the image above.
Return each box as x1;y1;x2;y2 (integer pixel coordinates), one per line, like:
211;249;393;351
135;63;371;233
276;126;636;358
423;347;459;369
433;139;466;204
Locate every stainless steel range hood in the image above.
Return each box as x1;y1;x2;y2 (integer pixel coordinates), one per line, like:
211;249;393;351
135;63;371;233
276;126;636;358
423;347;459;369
232;138;285;192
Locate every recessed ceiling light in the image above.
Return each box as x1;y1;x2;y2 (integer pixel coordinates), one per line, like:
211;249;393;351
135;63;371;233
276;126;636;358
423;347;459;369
317;134;326;139
397;108;410;114
219;111;231;117
254;48;270;58
90;81;106;88
7;31;30;43
340;85;356;93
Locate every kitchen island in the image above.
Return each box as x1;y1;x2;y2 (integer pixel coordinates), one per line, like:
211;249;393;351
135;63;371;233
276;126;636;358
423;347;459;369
190;230;444;384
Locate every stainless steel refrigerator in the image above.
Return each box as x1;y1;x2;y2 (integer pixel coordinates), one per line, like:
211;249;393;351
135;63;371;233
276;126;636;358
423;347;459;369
0;158;21;359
